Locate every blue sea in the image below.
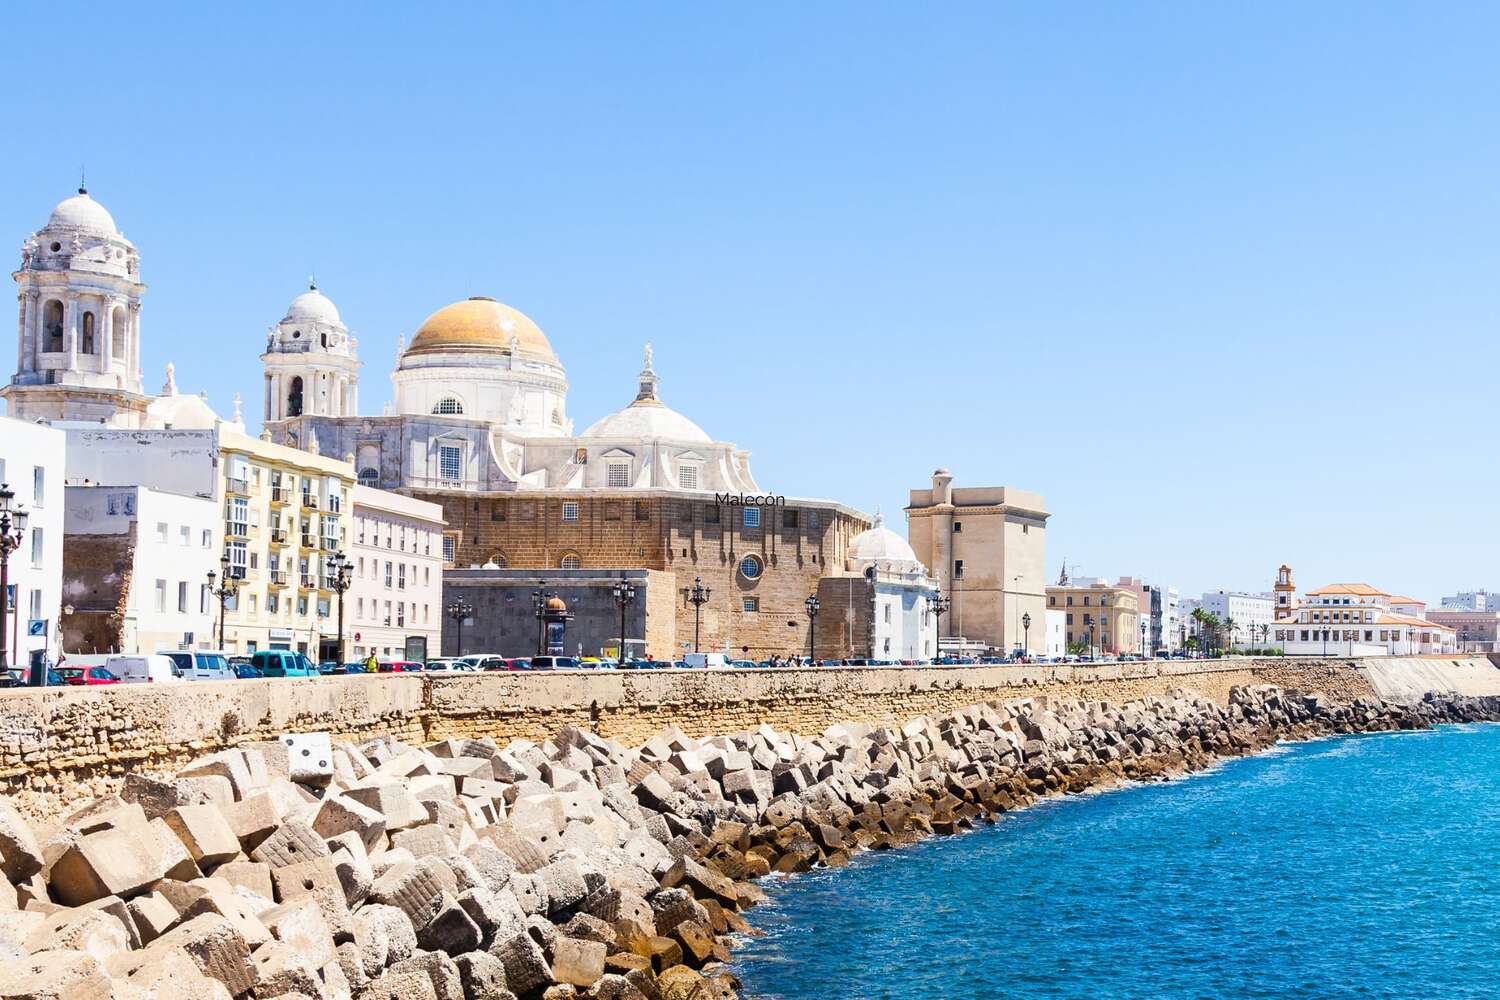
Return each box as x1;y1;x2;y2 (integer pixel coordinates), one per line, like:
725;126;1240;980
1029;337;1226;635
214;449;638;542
732;724;1500;1000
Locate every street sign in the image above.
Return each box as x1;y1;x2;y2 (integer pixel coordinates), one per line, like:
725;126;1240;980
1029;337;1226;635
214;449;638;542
26;620;46;637
354;632;362;642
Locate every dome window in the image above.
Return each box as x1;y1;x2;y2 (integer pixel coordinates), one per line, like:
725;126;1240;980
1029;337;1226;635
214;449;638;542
560;552;582;570
739;554;764;580
358;468;379;487
49;242;61;253
432;397;464;415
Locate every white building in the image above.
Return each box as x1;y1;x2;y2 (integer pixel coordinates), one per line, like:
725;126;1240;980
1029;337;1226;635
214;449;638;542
0;417;65;669
62;485;218;654
261;284;360;421
1199;590;1275;648
844;515;939;661
1045;608;1066;658
1158;585;1182;653
348;486;445;662
1272;583;1456;656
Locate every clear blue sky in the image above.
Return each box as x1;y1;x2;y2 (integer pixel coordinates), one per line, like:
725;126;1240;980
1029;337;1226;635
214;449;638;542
6;3;1498;602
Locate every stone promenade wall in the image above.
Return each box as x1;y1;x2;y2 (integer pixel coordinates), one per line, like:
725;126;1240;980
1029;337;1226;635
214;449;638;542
0;655;1473;822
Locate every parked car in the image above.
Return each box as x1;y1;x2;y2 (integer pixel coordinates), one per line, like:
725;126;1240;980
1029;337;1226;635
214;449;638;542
6;667;67;686
160;650;235;681
682;652;729;669
106;653;184;684
251;650;317;678
527;656;580;670
56;665;121;686
233;662;264;679
378;660;423;673
341;662;368;674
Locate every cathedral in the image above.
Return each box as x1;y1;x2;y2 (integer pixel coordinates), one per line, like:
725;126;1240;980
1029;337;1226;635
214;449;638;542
7;187;940;659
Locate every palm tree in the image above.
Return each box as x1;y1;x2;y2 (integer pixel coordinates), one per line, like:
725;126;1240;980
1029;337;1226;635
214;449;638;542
1222;616;1238;653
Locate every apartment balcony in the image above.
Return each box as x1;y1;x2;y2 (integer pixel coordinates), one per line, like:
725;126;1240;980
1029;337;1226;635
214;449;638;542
225;523;250;540
325;496;342;514
298;574;315;590
319;577;336;593
270;487;290;506
320;537;339;551
226;477;250;496
269;570;289;586
300;535;317;549
302;494;319;510
269;529;289;547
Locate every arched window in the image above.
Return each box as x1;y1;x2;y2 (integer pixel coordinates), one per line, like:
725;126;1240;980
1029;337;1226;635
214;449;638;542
739;554;764;580
358;468;379;487
319;332;328;349
288;376;304;417
559;552;582;569
432;397;464;415
43;301;64;352
111;306;128;359
80;312;95;354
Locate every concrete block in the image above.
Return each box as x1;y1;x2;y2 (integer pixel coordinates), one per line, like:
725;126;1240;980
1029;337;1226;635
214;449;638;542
178;886;272;949
368;860;445;929
551;936;606;988
363;967;440;1000
50;820;166;906
163;805;241;869
148;816;203;882
358;902;417;967
0;950;113;1000
311;794;387;852
415;892;481;956
145;913;257;997
247;941;323;999
213;859;275;901
391;950;464;1000
538;858;587;915
126;891;179;945
249;817;330;868
23;907;129;964
222;791;283;852
346;780;429;831
455;950;511;1000
262;896;336;970
492;930;555;995
391;823;453;859
462;842;516;895
281;731;334;786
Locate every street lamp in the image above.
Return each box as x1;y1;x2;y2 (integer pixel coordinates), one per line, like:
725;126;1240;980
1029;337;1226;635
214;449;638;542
207;552;240;650
1140;619;1148;658
327;551;352;665
687;576;711;652
1021;612;1032;659
612;578;637;668
804;593;820;662
448;597;474;658
0;485;29;672
928;592;950;660
1083;614;1095;660
531;586;548;656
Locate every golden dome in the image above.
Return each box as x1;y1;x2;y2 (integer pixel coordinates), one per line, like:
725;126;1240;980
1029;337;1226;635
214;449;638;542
545;596;568;611
403;296;558;362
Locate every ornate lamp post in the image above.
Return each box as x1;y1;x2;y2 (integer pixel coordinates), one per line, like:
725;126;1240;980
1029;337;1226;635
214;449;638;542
0;486;29;672
448;597;474;658
804;593;820;662
687;576;712;653
1140;619;1148;658
1083;613;1095;659
1021;612;1032;658
531;587;547;656
207;552;240;649
928;592;950;660
327;551;352;665
612;579;637;668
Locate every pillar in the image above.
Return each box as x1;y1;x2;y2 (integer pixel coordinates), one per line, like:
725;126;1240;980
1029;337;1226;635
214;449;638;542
128;304;142;388
99;298;113;374
63;297;77;372
30;292;43;372
19;292;35;373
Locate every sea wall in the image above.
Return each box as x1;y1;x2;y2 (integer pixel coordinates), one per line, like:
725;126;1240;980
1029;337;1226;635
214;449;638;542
0;656;1487;822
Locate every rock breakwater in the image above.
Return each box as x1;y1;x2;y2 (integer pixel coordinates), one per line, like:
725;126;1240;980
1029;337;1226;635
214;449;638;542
0;683;1494;1000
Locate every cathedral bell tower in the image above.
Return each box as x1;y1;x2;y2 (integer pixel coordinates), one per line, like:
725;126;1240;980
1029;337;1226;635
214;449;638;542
260;282;361;424
3;187;148;425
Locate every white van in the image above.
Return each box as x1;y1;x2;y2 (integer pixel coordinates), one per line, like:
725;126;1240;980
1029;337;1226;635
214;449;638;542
105;653;184;684
683;652;730;669
159;650;234;681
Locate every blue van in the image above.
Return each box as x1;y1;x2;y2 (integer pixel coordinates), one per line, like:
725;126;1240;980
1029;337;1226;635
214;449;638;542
251;650;318;677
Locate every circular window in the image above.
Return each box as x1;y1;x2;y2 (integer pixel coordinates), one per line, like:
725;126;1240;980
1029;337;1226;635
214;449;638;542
49;242;61;252
292;330;301;339
739;554;763;580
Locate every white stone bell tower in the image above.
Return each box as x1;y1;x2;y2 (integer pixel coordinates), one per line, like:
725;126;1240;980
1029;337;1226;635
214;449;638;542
2;186;149;425
260;281;361;424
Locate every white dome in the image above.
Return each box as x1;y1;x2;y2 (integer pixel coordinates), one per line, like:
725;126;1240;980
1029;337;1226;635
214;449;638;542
283;286;342;326
47;190;118;235
849;514;921;566
581;401;712;443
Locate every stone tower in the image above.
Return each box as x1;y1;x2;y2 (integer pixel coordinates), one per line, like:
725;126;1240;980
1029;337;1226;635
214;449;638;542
260;282;360;424
3;187;148;425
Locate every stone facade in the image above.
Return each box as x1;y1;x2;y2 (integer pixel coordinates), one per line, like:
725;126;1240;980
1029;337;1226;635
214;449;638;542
430;492;865;658
0;655;1459;823
442;568;675;659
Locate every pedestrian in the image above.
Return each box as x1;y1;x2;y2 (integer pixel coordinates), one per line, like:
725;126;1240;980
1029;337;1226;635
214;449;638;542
364;650;378;673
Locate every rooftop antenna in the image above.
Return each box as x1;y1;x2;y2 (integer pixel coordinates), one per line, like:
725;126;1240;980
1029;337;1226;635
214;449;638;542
79;165;87;195
308;269;317;291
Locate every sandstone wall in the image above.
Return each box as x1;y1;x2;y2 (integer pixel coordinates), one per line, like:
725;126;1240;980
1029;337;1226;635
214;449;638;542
1;655;1466;822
